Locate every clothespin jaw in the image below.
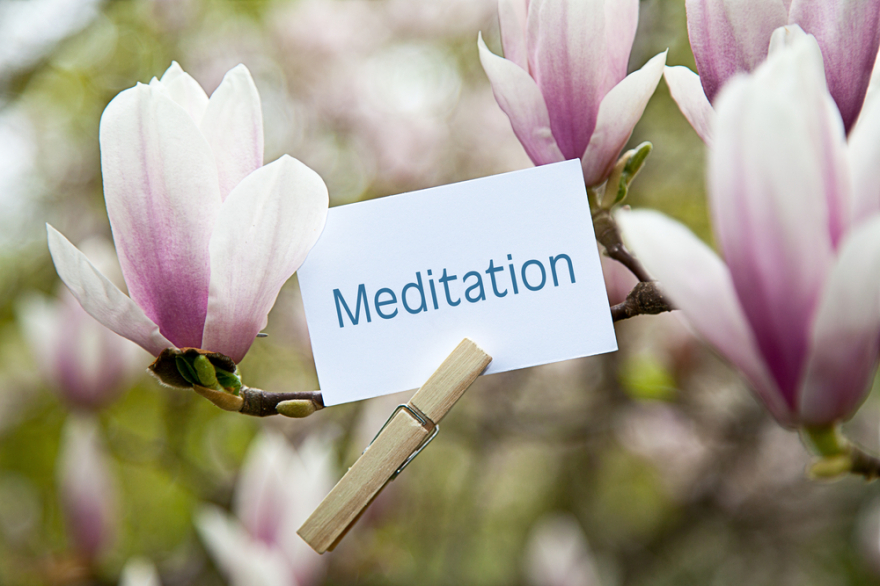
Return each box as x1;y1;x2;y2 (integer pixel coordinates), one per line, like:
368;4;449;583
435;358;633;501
297;338;491;553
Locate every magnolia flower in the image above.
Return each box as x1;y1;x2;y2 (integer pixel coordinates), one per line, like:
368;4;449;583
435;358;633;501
478;0;666;187
196;432;334;586
618;30;880;428
47;62;329;364
667;0;880;142
57;415;117;562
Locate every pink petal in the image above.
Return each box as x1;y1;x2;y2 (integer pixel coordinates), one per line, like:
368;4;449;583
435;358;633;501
790;0;880;133
798;217;880;425
202;156;328;363
663;65;716;146
498;0;529;71
200;64;264;202
617;209;790;423
580;51;666;187
159;62;209;125
47;225;174;357
709;34;845;405
478;32;564;165
100;82;222;349
685;0;788;102
849;87;880;221
526;0;638;159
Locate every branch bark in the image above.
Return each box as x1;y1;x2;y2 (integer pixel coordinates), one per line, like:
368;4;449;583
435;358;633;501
593;209;652;282
611;281;674;322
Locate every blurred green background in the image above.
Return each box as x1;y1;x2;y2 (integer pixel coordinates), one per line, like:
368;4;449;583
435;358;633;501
2;0;880;585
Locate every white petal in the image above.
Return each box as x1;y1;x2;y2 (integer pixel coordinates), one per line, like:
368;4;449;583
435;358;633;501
617;209;790;423
799;217;880;425
159;62;209;125
580;50;667;187
849;86;880;222
498;0;529;71
202;156;329;363
478;32;565;165
47;225;174;357
663;65;716;145
200;64;264;202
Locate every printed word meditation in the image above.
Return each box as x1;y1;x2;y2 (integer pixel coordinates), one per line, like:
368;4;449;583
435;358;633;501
333;253;576;327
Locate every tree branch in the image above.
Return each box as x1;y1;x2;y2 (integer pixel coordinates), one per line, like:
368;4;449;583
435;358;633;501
593;209;652;282
611;281;674;322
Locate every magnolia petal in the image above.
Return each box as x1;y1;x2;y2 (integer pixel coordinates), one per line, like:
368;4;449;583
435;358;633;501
478;33;564;165
234;433;290;546
709;35;845;404
526;0;638;159
799;217;880;426
100;82;221;349
663;65;716;145
498;0;529;71
581;51;666;187
685;0;788;102
790;0;880;133
119;559;161;586
200;64;264;202
159;62;209;125
617;209;790;424
849;87;880;221
202;156;328;363
195;506;289;586
47;225;173;357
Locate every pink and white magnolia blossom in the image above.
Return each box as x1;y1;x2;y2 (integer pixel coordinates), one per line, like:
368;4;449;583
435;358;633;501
196;432;334;586
667;0;880;143
47;62;329;364
618;30;880;427
478;0;667;187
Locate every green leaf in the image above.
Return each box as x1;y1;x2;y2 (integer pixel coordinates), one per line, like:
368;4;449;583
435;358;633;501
175;355;200;386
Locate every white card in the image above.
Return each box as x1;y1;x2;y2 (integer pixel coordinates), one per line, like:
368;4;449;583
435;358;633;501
297;160;617;406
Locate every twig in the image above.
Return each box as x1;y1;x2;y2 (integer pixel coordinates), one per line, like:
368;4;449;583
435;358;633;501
593;209;652;282
611;281;674;322
239;387;325;417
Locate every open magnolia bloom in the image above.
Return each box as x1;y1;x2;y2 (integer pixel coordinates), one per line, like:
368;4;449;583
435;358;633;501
666;0;880;144
47;63;329;368
478;0;666;187
619;30;880;429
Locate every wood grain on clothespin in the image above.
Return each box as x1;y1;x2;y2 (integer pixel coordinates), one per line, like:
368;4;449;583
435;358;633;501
297;338;491;553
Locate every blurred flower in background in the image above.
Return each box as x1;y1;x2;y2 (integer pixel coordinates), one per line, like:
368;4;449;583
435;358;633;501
119;558;162;586
57;415;118;566
524;513;603;586
18;237;146;411
196;432;334;586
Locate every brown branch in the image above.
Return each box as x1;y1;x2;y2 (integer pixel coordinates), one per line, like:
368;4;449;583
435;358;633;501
849;448;880;480
593;209;652;282
239;387;325;417
611;281;674;322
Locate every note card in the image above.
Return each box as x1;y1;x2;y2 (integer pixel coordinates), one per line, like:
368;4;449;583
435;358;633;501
297;159;617;406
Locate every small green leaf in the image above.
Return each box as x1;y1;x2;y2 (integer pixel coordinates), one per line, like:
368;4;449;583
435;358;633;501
215;368;242;396
175;355;200;386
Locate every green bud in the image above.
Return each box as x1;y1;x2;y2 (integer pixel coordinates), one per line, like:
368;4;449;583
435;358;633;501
276;399;317;418
809;455;852;480
193;355;220;389
802;425;847;457
600;141;653;209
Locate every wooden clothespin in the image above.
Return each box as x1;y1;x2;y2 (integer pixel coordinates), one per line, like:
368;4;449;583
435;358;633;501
297;338;491;553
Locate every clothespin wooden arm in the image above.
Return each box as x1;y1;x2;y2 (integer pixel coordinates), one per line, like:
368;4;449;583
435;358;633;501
297;338;491;554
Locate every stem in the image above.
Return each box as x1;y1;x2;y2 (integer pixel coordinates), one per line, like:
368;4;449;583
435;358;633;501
593;209;652;282
610;281;674;322
238;387;324;417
